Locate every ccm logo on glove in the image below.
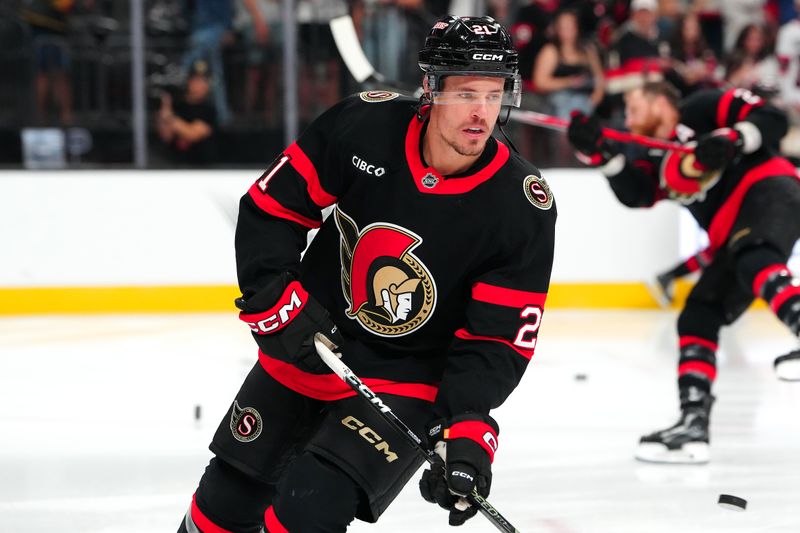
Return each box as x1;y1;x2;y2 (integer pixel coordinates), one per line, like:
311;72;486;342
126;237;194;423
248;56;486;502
240;281;308;334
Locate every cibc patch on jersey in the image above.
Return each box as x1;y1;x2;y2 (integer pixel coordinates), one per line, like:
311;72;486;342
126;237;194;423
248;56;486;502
523;174;553;210
359;91;400;103
334;208;437;337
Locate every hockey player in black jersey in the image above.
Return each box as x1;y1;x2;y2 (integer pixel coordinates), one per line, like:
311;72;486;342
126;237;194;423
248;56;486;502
568;81;800;464
177;15;556;532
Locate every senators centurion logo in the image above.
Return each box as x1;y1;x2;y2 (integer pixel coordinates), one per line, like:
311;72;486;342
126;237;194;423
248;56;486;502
359;91;400;103
334;208;437;337
230;400;262;443
659;149;722;204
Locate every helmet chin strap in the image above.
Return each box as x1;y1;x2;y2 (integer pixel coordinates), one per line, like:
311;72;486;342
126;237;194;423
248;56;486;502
497;106;519;154
415;90;433;121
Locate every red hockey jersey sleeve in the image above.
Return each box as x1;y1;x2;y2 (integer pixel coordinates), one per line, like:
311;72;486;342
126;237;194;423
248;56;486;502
433;179;557;419
235;98;353;301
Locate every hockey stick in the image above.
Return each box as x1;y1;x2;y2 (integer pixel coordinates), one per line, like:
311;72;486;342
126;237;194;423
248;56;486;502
329;15;420;95
313;333;521;533
509;109;693;153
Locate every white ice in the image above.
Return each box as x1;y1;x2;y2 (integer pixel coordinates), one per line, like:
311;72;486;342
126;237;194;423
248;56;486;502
1;310;798;533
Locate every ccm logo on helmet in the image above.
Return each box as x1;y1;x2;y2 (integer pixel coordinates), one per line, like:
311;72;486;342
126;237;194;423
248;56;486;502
352;155;385;176
472;53;504;61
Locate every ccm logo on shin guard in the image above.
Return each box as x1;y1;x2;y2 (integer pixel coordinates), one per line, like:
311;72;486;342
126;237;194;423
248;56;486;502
341;415;398;463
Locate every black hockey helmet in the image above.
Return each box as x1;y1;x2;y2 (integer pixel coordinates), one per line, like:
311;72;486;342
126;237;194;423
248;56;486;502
418;15;521;107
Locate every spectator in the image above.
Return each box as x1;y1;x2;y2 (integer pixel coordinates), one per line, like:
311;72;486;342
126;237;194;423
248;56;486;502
19;0;93;125
357;0;424;88
510;0;557;95
533;8;605;118
667;12;719;95
182;0;233;125
234;0;281;125
656;0;684;39
723;23;780;94
606;0;669;99
692;0;724;57
719;0;766;52
774;0;800;157
157;60;219;166
296;0;348;122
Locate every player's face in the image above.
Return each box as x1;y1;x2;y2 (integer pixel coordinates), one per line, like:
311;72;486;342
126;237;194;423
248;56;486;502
624;89;660;136
431;76;505;157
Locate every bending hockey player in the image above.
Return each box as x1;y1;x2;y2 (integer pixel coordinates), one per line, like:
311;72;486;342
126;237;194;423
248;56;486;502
568;82;800;464
178;15;556;532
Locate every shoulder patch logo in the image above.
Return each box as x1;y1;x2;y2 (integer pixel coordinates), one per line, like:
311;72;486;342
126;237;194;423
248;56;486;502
523;175;553;210
359;91;400;103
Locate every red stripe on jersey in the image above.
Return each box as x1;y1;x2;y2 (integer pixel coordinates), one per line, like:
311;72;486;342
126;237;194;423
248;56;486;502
265;506;289;533
716;89;736;127
446;420;499;463
455;328;535;359
707;157;798;252
247;182;321;229
191;494;234;533
752;264;789;297
678;360;717;381
771;284;800;313
737;102;758;121
472;282;547;308
679;335;718;352
405;116;510;194
258;351;438;402
285;142;338;207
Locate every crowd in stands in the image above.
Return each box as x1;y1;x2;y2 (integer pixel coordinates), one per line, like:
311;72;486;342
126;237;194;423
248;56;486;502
2;0;800;166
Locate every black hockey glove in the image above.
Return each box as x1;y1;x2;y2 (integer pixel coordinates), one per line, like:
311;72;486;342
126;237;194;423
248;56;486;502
237;273;343;374
567;111;616;166
419;414;499;526
693;128;743;171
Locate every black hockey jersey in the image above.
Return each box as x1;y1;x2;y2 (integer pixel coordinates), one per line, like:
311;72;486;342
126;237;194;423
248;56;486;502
235;91;557;420
603;88;797;252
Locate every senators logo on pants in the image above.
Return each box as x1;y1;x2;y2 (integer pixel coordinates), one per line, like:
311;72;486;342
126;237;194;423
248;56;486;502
334;208;437;337
230;400;262;442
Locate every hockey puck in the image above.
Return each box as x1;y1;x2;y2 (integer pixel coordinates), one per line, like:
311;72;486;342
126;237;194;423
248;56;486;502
574;373;588;381
718;494;747;511
194;404;202;421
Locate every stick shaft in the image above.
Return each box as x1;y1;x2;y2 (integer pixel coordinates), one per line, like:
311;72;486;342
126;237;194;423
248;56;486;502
509;109;693;153
313;335;521;533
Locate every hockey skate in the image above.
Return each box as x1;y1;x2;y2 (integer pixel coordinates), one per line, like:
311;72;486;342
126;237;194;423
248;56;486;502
635;391;713;464
775;348;800;381
647;272;675;308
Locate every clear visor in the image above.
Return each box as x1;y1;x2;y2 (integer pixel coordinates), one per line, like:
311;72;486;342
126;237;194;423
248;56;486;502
431;89;518;107
425;73;522;108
